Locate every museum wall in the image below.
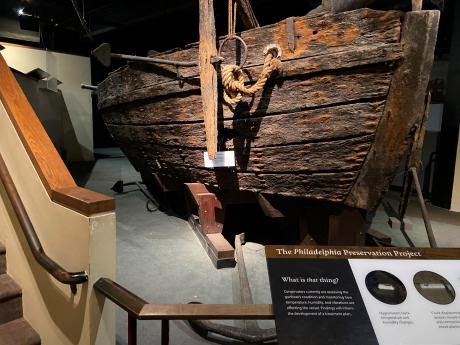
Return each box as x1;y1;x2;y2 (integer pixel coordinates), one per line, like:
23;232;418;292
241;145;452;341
0;98;115;343
0;42;94;162
451;129;460;212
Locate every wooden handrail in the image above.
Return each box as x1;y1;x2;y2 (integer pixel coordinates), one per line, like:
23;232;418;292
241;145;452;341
94;277;274;345
0;52;114;216
0;153;88;293
94;277;274;320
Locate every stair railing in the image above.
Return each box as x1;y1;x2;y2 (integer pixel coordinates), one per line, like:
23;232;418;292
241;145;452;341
0;153;88;294
94;277;274;345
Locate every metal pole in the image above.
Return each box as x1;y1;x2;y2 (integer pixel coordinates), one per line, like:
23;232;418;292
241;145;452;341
80;83;97;91
410;167;437;248
128;315;137;345
111;53;198;67
161;320;170;345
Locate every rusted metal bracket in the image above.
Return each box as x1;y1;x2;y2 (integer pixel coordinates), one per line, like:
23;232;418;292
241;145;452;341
188;234;277;343
285;17;297;53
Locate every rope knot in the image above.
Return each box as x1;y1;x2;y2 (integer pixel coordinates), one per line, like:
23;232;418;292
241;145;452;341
222;44;282;106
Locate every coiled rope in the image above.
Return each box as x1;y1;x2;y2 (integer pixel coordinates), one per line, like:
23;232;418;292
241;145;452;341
222;45;282;106
220;0;282;106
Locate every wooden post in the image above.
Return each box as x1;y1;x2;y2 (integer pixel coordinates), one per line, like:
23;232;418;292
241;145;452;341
199;0;218;160
328;207;366;245
412;0;423;11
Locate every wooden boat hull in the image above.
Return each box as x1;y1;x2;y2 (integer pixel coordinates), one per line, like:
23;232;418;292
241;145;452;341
97;8;439;210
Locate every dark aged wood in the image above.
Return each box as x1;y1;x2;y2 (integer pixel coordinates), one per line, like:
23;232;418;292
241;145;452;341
316;0;430;14
143;164;358;201
398;93;431;220
346;11;440;210
297;202;367;245
119;135;373;173
328;207;366;245
107;101;385;148
97;9;402;105
257;194;285;218
97;8;439;209
236;0;259;29
98;49;400;111
199;0;219;159
100;69;392;123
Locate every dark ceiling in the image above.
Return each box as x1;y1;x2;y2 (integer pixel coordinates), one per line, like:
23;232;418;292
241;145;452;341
0;0;322;54
0;0;454;56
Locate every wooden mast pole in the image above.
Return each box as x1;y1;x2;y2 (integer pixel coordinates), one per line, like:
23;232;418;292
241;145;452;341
199;0;218;160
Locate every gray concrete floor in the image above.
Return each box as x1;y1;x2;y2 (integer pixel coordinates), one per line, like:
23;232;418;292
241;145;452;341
70;148;273;345
69;148;460;345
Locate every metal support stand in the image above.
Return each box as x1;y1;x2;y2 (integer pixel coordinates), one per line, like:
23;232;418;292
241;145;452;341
161;320;170;345
188;234;277;343
410;167;437;248
128;315;137;345
396;93;437;248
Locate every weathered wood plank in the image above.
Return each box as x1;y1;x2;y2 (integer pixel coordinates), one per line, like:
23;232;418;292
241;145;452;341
97;8;401;104
160;9;401;73
100;69;391;127
345;10;440;210
99;51;401;110
124;149;358;200
106;101;384;149
161;167;359;201
99;44;403;108
120;134;373;173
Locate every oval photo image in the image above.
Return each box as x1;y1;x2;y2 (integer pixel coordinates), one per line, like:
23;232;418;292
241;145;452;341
365;271;407;305
413;271;456;305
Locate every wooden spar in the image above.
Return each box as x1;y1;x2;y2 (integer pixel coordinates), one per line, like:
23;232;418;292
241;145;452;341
412;0;423;11
236;0;259;29
199;0;218;160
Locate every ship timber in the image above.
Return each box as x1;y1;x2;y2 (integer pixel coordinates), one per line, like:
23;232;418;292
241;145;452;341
96;8;439;211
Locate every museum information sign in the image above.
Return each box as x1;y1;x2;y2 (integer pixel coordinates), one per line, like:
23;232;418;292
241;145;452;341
266;246;460;345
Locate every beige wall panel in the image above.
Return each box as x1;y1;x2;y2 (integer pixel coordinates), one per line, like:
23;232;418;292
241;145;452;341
0;100;115;344
451;128;460;212
0;43;94;162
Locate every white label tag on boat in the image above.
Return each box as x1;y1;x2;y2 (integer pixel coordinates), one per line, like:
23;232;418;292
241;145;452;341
203;151;235;168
